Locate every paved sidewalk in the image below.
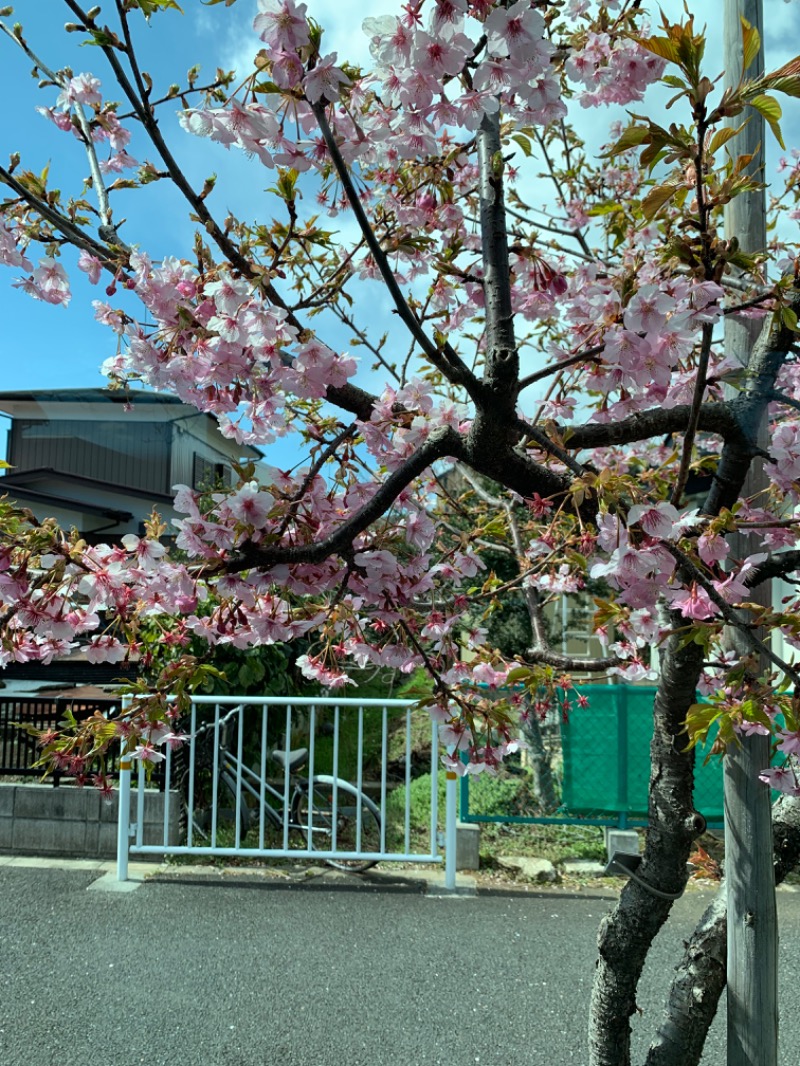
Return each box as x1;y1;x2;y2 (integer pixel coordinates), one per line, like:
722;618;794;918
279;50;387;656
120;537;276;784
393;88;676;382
1;858;799;1066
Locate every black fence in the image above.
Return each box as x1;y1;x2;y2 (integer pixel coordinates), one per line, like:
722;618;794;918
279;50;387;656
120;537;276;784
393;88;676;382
0;695;124;785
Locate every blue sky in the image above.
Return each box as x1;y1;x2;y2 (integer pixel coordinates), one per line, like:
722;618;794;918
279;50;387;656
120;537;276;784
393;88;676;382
0;0;399;465
0;0;798;464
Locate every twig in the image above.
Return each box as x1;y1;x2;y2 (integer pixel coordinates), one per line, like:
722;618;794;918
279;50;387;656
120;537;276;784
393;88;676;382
518;345;604;391
311;100;482;401
0;18;113;228
664;542;800;690
671;322;715;507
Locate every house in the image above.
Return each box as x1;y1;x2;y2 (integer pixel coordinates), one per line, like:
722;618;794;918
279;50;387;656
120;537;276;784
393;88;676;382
0;388;262;542
0;387;263;687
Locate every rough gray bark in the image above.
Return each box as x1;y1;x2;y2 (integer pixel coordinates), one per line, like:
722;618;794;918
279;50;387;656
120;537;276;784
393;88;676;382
645;795;800;1066
588;631;707;1066
520;699;559;812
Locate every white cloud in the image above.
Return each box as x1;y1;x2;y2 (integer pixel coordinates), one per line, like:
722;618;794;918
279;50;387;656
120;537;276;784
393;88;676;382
217;0;399;79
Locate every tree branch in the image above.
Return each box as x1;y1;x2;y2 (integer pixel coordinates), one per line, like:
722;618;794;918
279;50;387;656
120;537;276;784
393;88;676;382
310;101;482;400
0;164;116;265
518;345;604;391
0;18;114;229
558;402;739;452
477;110;519;399
671;323;715;507
227;426;463;572
744;550;800;588
662;542;800;691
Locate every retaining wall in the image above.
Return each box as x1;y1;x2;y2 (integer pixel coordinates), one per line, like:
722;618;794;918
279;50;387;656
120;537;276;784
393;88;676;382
0;783;180;859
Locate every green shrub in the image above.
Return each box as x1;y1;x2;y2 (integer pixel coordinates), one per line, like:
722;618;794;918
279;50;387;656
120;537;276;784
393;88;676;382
386;769;536;834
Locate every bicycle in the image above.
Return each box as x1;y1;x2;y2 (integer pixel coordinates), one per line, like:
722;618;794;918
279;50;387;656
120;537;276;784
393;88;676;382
179;705;382;873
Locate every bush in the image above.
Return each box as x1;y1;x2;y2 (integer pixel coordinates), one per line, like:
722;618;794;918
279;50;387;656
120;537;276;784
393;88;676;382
386;769;536;834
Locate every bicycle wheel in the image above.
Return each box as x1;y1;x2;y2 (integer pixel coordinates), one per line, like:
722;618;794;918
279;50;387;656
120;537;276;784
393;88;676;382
181;764;250;845
292;777;381;873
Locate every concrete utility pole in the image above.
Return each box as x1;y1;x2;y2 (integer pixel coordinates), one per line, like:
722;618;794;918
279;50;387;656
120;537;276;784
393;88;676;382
722;2;778;1065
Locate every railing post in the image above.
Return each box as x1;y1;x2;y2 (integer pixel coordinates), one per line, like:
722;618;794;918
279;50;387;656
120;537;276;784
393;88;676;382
116;695;132;883
444;744;457;891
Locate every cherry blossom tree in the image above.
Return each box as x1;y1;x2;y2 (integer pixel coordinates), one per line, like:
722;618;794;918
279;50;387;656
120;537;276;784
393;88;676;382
3;1;800;1063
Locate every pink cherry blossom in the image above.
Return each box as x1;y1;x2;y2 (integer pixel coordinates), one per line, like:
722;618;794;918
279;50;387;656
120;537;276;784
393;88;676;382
77;250;103;284
304;55;350;104
56;72;102;110
667;583;718;621
253;0;310;51
759;766;800;795
18;258;71;306
627;501;681;541
132;742;165;764
698;532;730;566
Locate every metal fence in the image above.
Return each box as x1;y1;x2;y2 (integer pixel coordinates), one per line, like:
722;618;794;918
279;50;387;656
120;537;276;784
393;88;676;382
460;685;733;831
0;696;119;783
117;696;458;885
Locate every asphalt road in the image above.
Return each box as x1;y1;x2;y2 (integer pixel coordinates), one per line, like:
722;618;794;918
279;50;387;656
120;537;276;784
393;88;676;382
1;864;799;1066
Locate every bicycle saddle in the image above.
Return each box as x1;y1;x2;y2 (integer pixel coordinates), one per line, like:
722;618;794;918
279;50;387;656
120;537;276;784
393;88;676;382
272;747;308;772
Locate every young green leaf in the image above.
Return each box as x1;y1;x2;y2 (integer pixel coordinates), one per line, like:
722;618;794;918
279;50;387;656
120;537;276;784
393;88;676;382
740;16;760;74
134;0;184;13
708;124;744;156
604;124;649;157
634;35;680;64
763;55;800;97
749;93;785;148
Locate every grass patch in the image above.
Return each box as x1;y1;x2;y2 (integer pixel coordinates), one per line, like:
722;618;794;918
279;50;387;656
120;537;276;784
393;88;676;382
384;769;607;865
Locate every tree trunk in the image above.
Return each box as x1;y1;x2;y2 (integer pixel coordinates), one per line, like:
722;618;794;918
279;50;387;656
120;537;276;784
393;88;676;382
588;629;706;1066
645;794;800;1066
520;698;558;812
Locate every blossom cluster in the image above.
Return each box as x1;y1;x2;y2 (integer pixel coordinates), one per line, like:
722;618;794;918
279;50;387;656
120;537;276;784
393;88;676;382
2;0;800;794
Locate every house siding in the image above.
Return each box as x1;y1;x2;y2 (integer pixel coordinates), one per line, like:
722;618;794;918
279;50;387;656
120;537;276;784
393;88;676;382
10;419;172;494
170;427;235;489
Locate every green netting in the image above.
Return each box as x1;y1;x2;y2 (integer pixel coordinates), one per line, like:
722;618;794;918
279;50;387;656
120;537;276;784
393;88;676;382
459;684;764;829
559;685;724;821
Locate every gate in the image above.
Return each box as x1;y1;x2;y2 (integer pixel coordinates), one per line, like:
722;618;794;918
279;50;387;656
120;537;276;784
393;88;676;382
117;696;457;886
0;696;119;781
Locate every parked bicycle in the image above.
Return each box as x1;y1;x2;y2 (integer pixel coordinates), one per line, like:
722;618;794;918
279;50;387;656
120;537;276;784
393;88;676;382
179;705;382;872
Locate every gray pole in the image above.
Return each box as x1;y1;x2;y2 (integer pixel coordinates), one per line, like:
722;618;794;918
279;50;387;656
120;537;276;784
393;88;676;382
722;2;778;1064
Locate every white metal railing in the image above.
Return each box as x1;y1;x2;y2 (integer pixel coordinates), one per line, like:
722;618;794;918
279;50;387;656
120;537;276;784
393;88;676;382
117;695;457;889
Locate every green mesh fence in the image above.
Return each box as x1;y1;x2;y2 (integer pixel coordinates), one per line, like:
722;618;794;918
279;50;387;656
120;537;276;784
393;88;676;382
461;684;733;830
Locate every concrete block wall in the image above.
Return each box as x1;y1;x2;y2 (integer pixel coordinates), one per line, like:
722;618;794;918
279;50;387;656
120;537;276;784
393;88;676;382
0;783;180;859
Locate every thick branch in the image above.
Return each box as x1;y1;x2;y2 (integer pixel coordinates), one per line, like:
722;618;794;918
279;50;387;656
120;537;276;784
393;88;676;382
310;101;481;399
477;110;518;400
561;402;740;451
525;647;619;672
228;427;462;572
744;550;800;587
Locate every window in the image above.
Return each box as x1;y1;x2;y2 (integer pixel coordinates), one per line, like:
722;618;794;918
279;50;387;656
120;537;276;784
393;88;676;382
193;453;231;490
